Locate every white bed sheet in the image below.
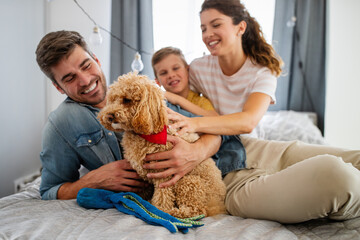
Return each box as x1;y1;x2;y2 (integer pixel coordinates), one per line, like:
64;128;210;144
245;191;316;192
2;111;358;240
1;177;360;240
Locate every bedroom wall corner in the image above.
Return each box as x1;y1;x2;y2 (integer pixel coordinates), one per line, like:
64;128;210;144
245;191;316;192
325;0;360;150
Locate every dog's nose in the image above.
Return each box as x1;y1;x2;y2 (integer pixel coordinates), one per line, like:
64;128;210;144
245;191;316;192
105;114;114;122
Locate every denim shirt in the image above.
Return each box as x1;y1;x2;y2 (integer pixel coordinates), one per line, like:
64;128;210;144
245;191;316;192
40;98;246;200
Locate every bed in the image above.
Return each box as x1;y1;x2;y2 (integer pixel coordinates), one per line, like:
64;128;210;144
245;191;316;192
1;111;359;240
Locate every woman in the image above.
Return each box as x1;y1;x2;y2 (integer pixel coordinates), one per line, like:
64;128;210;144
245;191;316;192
168;0;282;136
165;0;360;224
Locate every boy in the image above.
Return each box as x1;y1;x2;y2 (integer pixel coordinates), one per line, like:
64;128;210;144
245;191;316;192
152;47;217;116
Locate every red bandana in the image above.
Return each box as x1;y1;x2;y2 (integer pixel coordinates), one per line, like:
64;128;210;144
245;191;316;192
139;125;167;145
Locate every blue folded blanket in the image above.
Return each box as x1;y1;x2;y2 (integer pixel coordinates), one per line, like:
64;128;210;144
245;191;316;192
77;188;204;233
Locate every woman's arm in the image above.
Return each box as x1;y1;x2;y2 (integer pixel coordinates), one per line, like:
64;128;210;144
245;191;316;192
164;91;218;117
168;92;271;135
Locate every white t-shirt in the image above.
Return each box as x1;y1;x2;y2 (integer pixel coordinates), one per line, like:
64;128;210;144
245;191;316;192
189;55;277;115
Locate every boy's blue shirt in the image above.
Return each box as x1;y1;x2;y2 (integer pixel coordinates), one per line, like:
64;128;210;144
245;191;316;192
40;97;246;200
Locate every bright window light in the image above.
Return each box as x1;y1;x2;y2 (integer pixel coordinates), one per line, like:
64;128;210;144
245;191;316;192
153;0;276;63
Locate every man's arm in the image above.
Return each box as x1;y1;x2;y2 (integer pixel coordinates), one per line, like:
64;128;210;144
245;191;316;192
143;134;221;188
40;120;146;200
57;160;146;199
143;102;221;188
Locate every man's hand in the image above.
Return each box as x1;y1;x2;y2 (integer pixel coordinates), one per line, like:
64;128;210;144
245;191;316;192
143;134;221;188
57;160;147;199
86;160;147;192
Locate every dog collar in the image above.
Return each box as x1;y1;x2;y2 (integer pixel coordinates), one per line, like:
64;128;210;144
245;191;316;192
139;125;167;145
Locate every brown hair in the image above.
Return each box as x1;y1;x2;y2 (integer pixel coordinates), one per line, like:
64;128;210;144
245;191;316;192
201;0;283;76
35;30;94;84
151;47;188;78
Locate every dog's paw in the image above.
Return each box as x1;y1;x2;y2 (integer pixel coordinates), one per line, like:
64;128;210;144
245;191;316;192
179;132;200;143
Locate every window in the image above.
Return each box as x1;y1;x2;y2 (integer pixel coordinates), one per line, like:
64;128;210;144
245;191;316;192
153;0;276;63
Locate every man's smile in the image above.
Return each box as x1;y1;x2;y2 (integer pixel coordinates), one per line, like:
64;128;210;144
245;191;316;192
82;80;98;95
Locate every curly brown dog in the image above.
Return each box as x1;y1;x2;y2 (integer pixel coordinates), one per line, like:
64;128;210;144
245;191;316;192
98;72;226;218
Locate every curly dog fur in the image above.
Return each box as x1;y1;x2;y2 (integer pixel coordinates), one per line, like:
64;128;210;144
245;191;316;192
98;72;226;218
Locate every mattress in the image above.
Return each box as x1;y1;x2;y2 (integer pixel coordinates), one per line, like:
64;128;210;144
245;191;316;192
1;177;360;239
1;110;356;240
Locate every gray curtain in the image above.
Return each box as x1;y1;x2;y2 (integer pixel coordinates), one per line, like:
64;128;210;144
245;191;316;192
110;0;154;83
271;0;326;133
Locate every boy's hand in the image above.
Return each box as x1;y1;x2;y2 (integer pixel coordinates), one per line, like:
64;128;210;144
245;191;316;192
164;91;181;105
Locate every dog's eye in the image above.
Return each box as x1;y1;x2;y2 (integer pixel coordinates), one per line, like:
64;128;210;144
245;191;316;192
123;98;131;104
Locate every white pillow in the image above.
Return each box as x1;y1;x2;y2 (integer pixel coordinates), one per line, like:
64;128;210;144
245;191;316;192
247;110;326;145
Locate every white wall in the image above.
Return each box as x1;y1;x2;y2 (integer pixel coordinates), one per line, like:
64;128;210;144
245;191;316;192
325;0;360;150
0;0;45;198
0;0;111;198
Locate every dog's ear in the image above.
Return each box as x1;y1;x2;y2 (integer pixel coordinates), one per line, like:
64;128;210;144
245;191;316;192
147;84;168;132
131;82;167;134
131;87;152;134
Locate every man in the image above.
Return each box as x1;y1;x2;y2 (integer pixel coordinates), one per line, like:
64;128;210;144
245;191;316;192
36;30;245;200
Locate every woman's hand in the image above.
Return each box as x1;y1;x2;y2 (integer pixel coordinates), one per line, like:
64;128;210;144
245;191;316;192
167;108;199;135
143;135;205;188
